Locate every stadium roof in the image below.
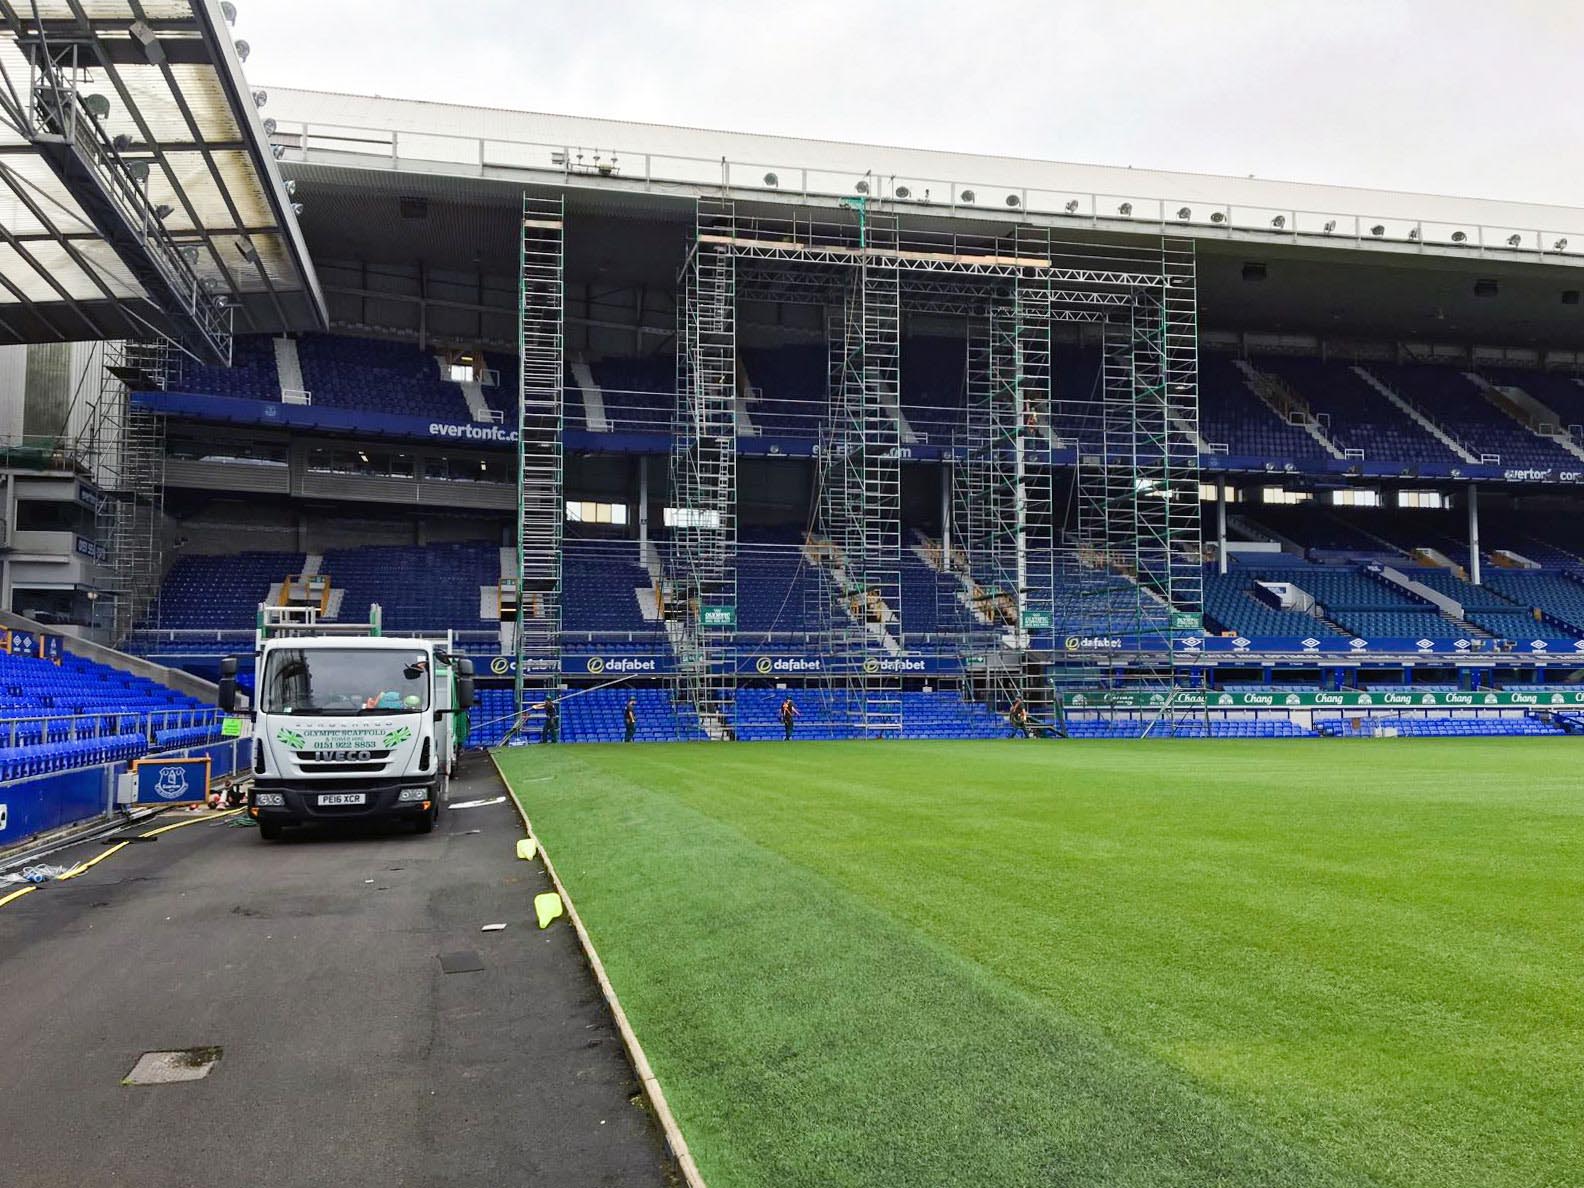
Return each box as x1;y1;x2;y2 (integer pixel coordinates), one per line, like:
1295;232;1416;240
265;87;1584;350
265;87;1584;267
0;1;324;361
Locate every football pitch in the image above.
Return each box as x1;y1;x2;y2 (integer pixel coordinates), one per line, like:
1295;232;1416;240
495;738;1584;1188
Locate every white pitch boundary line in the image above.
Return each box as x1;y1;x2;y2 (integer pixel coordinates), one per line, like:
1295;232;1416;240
490;752;706;1188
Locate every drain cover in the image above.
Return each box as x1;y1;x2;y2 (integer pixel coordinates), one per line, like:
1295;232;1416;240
438;950;485;974
123;1047;222;1085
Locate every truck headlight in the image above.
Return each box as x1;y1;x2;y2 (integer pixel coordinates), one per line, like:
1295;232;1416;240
397;787;428;802
254;792;285;807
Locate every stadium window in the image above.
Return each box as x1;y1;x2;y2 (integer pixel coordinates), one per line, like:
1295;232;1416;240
1260;487;1312;505
663;506;721;529
1397;490;1448;510
1330;489;1380;508
566;500;629;526
448;362;473;383
1199;482;1238;502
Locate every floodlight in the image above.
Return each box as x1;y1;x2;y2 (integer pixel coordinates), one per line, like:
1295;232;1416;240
1555;238;1569;251
1506;233;1523;248
1007;194;1021;208
1271;214;1286;229
895;185;911;199
1370;225;1385;236
82;93;110;120
1450;230;1467;243
182;247;199;263
292;202;305;215
1323;220;1336;233
1210;211;1226;224
272;144;286;159
153;203;173;220
112;133;132;152
763;172;778;187
284;179;296;195
235;39;250;62
1407;227;1420;241
262;117;277;135
854;180;869;194
1118;202;1132;215
1063;199;1079;213
234;237;258;262
252;89;268;108
1177;207;1191;220
960;189;975;203
221;1;237;23
128;161;149;184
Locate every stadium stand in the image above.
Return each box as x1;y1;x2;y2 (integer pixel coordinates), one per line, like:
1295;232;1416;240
1257;357;1459;464
295;334;473;419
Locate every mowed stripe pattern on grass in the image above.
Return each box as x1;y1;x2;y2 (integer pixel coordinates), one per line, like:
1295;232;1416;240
498;739;1584;1188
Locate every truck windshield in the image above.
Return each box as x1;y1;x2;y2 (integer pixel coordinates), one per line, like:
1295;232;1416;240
261;648;431;715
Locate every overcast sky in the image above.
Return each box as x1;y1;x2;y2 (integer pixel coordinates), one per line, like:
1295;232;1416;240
239;0;1584;208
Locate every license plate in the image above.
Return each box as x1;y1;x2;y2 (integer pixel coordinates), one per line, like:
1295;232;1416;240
318;793;366;806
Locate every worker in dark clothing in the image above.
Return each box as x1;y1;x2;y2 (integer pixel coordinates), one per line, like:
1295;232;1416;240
624;696;637;743
1008;697;1032;739
780;696;800;741
532;696;560;744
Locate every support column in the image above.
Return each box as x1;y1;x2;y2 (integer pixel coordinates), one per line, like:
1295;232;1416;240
1216;482;1228;576
638;454;649;552
1467;483;1481;586
940;461;951;566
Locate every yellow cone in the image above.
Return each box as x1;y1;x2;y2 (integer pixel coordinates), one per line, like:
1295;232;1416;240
534;891;564;929
516;837;537;861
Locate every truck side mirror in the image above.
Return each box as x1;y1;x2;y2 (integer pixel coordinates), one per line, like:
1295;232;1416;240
455;658;475;677
218;677;237;712
219;656;238;679
456;675;476;711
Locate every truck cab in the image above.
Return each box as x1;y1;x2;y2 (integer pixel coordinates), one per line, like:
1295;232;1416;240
219;606;474;841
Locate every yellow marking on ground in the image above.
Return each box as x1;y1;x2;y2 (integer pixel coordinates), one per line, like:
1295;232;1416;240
55;840;130;881
0;885;38;910
139;808;242;838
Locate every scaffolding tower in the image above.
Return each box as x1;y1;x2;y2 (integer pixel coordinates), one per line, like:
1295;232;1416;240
667;198;739;738
817;205;903;736
1048;237;1205;732
685;199;1189;737
91;340;170;643
948;225;1058;721
513;194;565;716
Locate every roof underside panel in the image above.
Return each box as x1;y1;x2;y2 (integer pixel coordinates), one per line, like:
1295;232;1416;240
0;0;323;354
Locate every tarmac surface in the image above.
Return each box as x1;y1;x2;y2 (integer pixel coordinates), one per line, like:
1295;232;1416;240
0;753;674;1187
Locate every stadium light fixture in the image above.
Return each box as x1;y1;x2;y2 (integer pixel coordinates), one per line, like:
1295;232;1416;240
284;179;297;196
1408;227;1420;241
235;39;250;62
1506;233;1523;248
763;172;778;187
1370;225;1385;236
854;180;869;194
272;144;286;160
153;203;172;220
1271;215;1286;229
1007;195;1022;208
960;190;975;203
1555;238;1568;251
1117;202;1132;215
1063;199;1078;213
112;133;133;153
292;202;305;216
83;94;110;121
1323;220;1336;233
221;1;237;23
1450;231;1468;243
895;185;911;199
252;90;268;108
128;161;149;184
262;118;277;135
1177;207;1192;220
1210;211;1227;224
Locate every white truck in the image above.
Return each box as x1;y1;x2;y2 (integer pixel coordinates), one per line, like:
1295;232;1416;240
219;606;475;842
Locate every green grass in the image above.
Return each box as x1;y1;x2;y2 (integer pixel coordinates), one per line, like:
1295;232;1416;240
496;739;1584;1188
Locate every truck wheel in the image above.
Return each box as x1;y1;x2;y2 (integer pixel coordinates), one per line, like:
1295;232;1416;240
259;820;284;842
